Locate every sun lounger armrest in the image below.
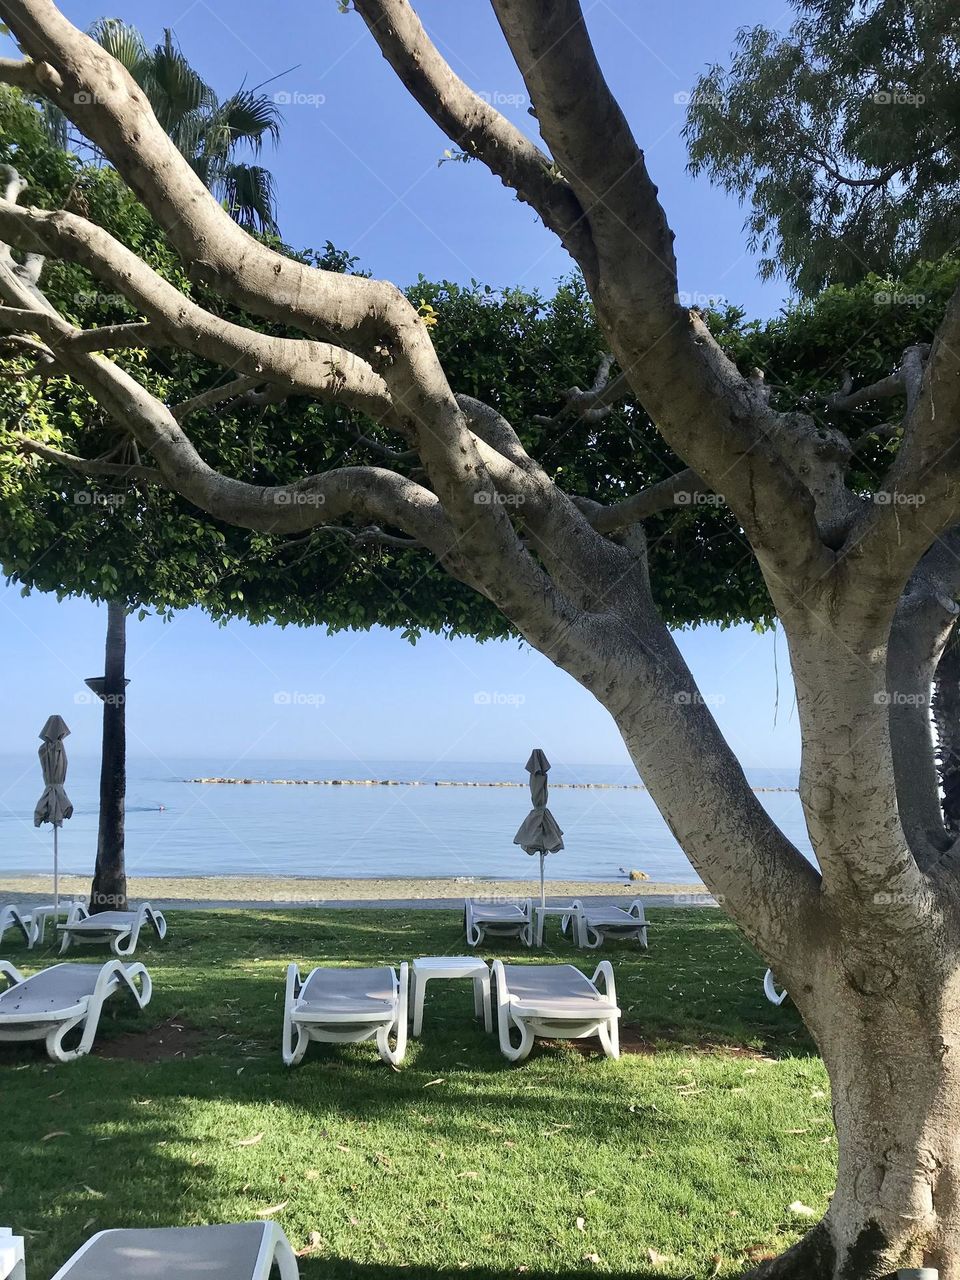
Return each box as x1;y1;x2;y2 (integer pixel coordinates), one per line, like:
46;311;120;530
628;899;647;921
64;902;88;926
0;961;24;991
591;960;617;1007
285;963;304;1007
520;898;533;921
114;961;153;1010
143;905;168;939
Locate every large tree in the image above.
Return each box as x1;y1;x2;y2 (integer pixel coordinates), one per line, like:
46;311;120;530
1;3;960;1275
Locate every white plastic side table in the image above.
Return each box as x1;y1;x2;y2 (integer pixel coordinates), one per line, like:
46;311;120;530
0;1228;25;1280
411;956;492;1036
534;904;578;947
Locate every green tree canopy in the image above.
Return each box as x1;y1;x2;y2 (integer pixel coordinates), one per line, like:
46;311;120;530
683;0;960;295
2;85;957;639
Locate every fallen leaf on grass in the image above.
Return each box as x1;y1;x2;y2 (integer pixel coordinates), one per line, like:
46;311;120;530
647;1248;672;1265
41;1131;69;1142
255;1202;288;1217
575;1217;586;1232
295;1232;324;1257
743;1245;776;1264
788;1201;816;1217
582;1254;601;1266
236;1132;264;1147
424;1078;445;1088
82;1186;104;1199
458;1171;479;1179
304;1170;320;1180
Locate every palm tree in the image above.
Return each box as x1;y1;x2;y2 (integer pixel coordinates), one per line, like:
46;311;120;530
44;23;283;910
48;19;282;232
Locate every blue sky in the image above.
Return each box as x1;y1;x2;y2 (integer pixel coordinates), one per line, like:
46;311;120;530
2;0;804;770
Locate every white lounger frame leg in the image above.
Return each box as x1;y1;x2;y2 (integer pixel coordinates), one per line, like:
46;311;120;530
59;904;167;956
283;964;409;1067
0;959;152;1063
592;961;620;1058
254;1222;300;1280
493;961;534;1063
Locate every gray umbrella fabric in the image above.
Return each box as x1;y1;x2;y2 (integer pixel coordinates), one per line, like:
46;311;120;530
34;714;73;909
513;749;564;908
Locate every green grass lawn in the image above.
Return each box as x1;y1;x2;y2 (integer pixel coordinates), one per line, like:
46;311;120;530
0;908;833;1279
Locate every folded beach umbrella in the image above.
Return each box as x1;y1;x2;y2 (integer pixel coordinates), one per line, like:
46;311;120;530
34;714;74;910
513;748;564;909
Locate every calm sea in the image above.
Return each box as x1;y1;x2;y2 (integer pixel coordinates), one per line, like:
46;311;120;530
0;755;811;883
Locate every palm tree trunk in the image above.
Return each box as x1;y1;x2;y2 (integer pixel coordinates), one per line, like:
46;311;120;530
90;600;128;913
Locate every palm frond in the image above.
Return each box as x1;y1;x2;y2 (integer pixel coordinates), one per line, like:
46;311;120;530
142;29;215;141
215;162;279;233
88;18;150;79
212;89;283;155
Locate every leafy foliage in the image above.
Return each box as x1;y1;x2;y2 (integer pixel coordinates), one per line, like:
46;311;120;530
1;89;956;640
683;0;960;295
49;20;283;232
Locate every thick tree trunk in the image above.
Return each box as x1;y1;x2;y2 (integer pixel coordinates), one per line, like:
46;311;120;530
89;600;128;913
752;958;960;1279
598;618;960;1280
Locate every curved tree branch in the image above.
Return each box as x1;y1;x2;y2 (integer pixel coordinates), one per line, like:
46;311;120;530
351;0;599;284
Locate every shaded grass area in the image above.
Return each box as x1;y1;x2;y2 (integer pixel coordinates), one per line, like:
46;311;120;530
0;908;833;1278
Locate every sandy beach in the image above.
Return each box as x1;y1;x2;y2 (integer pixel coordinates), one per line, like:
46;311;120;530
0;873;714;911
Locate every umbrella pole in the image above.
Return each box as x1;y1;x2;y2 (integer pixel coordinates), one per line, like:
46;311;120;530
53;824;59;912
540;852;546;910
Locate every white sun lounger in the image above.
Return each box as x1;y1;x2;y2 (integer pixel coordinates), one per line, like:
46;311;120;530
0;959;152;1063
763;969;788;1005
563;898;649;949
47;1221;299;1279
0;906;34;950
58;903;167;956
282;963;409;1067
464;898;533;947
491;960;621;1062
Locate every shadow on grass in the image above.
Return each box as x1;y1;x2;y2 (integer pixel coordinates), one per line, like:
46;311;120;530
298;1264;659;1279
1;907;825;1278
